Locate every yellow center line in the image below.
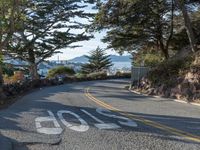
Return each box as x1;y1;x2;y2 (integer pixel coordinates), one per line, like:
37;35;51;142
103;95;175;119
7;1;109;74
84;87;200;143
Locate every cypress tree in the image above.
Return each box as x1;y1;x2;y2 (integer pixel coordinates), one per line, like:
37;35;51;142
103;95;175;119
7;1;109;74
6;0;95;79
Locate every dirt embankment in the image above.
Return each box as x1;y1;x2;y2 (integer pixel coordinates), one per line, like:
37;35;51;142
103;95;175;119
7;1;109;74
133;51;200;103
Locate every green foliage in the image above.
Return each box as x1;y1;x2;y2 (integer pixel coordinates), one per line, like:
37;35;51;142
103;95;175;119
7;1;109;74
94;0;175;59
87;71;107;80
171;29;189;51
75;73;87;79
94;0;200;60
148;56;193;86
47;66;75;78
0;55;3;65
133;49;164;67
134;54;163;67
3;66;14;77
171;10;200;51
143;54;163;67
0;0;22;34
81;47;113;73
5;0;94;79
0;55;13;76
115;71;131;78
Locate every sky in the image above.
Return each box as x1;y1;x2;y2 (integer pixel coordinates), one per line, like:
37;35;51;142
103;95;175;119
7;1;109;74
48;2;121;61
49;31;119;61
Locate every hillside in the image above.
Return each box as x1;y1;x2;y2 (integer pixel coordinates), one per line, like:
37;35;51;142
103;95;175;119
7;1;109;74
68;55;132;63
133;51;200;103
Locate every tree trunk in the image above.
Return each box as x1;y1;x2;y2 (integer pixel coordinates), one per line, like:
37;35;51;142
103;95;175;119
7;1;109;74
162;48;169;60
30;63;39;80
159;39;169;59
0;65;6;99
28;48;39;80
176;0;197;52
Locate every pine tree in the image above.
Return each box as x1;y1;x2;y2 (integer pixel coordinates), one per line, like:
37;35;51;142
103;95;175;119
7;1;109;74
81;47;113;73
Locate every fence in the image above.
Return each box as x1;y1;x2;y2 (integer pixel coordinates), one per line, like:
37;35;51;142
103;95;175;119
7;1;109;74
130;66;150;87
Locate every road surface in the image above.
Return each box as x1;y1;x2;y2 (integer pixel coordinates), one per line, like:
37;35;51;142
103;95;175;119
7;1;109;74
0;79;200;150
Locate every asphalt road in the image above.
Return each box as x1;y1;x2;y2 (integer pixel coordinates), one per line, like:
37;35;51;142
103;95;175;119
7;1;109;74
0;79;200;150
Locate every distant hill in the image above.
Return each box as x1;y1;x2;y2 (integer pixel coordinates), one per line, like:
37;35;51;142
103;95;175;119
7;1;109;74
68;55;88;63
68;55;132;63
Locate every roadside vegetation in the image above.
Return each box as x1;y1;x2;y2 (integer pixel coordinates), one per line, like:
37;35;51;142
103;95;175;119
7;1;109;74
0;0;95;100
47;66;75;78
0;0;200;104
92;0;200;102
81;47;113;74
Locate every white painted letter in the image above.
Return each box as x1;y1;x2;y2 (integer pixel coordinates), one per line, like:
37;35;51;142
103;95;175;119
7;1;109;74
96;108;137;127
35;111;63;135
57;110;89;132
81;109;120;130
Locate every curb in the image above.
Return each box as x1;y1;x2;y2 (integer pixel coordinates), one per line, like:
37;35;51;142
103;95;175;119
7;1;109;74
129;89;200;107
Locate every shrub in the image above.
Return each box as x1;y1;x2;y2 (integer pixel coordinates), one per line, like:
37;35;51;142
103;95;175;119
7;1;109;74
3;71;24;84
87;72;107;80
75;73;87;79
3;66;14;77
47;66;75;78
115;71;131;78
133;49;164;67
147;56;193;86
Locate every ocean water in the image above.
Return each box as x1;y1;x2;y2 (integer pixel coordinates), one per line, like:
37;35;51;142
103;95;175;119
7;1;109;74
112;62;132;69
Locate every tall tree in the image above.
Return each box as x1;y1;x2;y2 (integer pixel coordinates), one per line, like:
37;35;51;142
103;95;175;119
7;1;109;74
5;0;95;79
175;0;198;52
81;47;113;73
0;0;23;98
94;0;175;59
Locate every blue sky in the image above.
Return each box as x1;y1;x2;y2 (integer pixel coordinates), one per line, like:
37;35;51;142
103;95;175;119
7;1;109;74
49;31;119;61
49;2;122;61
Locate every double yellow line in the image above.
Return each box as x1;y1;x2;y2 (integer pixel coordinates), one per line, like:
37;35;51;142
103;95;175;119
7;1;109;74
84;87;200;143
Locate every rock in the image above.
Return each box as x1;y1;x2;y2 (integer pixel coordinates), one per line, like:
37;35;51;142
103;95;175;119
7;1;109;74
175;94;182;100
164;89;171;98
194;82;200;91
170;86;181;98
190;83;197;93
171;87;181;95
147;88;155;95
193;93;200;100
158;84;167;95
182;88;193;99
177;77;184;83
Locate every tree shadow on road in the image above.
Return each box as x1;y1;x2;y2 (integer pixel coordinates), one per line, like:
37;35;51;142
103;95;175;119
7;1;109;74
0;80;199;148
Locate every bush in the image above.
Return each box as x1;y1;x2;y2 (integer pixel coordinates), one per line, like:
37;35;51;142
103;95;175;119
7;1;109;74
87;72;107;80
115;71;131;78
3;72;24;84
134;49;164;67
143;54;163;67
75;73;87;79
3;66;14;77
147;56;193;86
47;66;75;78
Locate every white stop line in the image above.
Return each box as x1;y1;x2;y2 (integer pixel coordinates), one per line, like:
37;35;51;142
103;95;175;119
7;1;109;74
35;108;137;135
